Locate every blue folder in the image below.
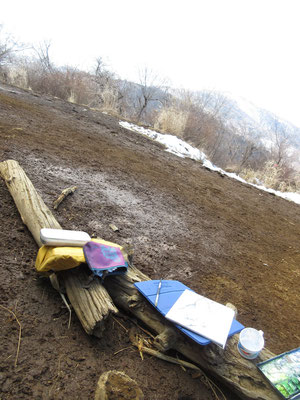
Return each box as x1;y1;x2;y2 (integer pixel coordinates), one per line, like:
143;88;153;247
134;280;244;346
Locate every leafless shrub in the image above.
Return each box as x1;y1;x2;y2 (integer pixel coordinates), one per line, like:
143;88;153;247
134;67;169;123
0;25;24;68
99;84;120;114
21;54;92;104
0;25;28;85
0;64;28;88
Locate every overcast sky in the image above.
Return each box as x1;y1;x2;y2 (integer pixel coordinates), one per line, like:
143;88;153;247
2;0;300;126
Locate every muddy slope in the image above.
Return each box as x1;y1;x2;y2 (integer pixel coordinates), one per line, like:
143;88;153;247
0;84;299;400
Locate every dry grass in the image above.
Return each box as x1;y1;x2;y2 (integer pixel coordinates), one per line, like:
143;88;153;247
99;85;120;115
2;65;28;89
154;106;188;136
240;161;300;192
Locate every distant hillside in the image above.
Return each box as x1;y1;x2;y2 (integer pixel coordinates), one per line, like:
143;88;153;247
221;94;300;148
130;82;300;170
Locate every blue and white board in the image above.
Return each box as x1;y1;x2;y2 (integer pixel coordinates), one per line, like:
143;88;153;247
134;280;244;346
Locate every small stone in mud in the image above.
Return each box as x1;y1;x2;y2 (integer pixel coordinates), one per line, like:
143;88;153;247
95;370;144;400
109;224;119;232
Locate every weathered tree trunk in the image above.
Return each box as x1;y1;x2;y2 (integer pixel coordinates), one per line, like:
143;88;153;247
105;265;281;400
0;160;62;246
0;160;118;336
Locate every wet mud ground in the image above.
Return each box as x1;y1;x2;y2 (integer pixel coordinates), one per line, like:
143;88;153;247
0;84;299;399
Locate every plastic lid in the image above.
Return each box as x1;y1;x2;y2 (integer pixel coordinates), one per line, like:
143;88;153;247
240;328;264;352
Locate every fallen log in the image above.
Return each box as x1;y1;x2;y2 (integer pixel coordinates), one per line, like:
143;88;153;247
0;160;117;336
0;159;61;246
104;265;281;400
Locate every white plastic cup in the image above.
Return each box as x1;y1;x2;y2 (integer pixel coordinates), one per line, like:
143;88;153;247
237;328;264;359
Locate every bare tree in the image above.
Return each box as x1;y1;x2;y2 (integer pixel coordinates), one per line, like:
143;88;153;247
91;57;129;114
267;117;290;166
232;122;261;170
135;67;168;122
34;40;54;72
180;91;227;157
0;25;24;68
193;90;232;119
93;57;115;87
95;57;105;77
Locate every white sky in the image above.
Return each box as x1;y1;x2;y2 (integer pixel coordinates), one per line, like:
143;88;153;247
2;0;300;126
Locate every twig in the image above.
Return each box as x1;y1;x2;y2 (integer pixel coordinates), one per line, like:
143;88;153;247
176;353;186;371
112;315;128;332
53;186;77;210
114;346;133;355
129;330;199;370
132;320;155;339
129;329;226;400
59;293;72;329
206;375;226;400
192;371;227;400
50;274;72;329
136;345;200;370
0;304;22;367
141;345;226;400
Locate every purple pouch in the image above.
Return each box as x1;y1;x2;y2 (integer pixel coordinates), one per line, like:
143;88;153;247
83;241;128;278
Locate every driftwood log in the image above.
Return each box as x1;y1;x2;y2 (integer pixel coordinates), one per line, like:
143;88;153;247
104;265;280;400
1;160;281;399
0;160;117;336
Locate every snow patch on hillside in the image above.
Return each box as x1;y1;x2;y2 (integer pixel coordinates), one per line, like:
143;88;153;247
120;121;300;206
